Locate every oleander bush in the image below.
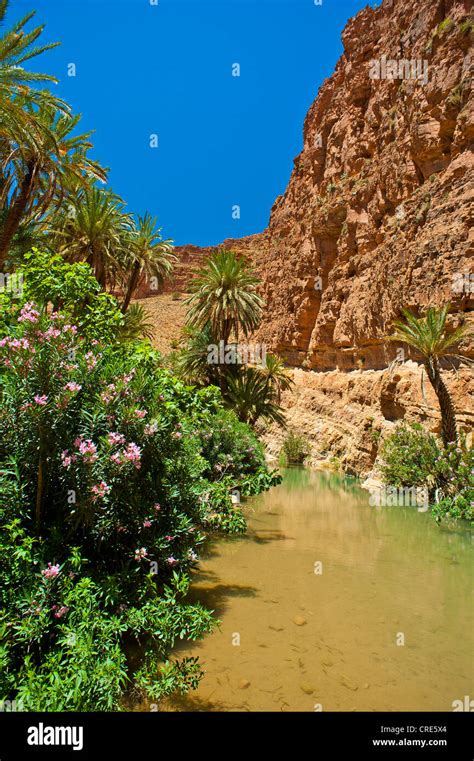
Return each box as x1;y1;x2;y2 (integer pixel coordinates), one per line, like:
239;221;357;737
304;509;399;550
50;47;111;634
0;258;280;710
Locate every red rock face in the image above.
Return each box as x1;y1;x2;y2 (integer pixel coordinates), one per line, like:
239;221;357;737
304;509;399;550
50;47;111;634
150;0;474;373
251;0;473;370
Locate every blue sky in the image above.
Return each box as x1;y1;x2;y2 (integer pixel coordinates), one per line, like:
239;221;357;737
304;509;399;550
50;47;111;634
12;0;370;245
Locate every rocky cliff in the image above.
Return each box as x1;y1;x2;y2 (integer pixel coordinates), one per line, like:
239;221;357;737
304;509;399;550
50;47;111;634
156;0;473;371
142;0;473;475
250;0;473;371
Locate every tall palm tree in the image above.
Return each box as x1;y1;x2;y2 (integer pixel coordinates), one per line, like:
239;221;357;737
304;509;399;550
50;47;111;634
185;248;263;345
120;213;175;312
0;104;107;266
0;0;66;147
259;353;294;402
51;186;130;289
388;305;473;445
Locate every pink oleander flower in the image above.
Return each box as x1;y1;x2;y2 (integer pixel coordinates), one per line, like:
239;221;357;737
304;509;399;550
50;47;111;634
64;382;82;393
144;422;158;436
166;557;178;567
188;550;198;562
154;503;161;511
42;563;60;579
111;452;122;465
18;302;39;323
85;351;99;370
43;327;61;340
91;481;111;499
62;324;77;335
165;535;174;541
34;394;48;406
143;519;152;528
172;431;182;439
107;431;125;446
78;439;97;459
61;450;74;468
123;442;141;469
134;409;147;419
54;605;69;619
134;547;148;561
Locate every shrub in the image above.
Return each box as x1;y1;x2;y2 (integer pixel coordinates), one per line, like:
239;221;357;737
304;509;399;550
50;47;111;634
379;423;473;525
379;423;440;489
196;409;281;500
431;441;473;524
0;273;280;709
280;431;310;465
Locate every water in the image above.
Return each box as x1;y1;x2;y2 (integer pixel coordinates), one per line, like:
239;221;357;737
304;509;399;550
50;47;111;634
161;468;474;711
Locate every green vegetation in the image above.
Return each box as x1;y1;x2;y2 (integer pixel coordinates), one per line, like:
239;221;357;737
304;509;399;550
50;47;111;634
0;0;283;711
185;248;263;345
0;259;280;709
176;248;293;426
437;18;454;36
383;308;473;526
380;424;473;525
280;431;310;465
459;19;474;36
388;306;472;445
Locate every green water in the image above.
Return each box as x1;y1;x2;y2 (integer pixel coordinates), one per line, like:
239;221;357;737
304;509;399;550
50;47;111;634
161;468;473;711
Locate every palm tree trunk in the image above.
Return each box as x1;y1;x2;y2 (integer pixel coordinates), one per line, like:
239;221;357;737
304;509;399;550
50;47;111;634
0;162;36;267
425;358;458;445
121;261;141;313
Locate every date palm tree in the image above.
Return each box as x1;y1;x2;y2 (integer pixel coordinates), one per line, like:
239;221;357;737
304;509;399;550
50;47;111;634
120;213;175;313
52;186;130;289
388;305;473;445
259;353;293;402
0;0;66;146
185;248;263;345
0;104;107;266
225;368;285;427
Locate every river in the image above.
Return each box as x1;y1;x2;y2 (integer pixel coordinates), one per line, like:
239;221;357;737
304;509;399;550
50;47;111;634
161;467;473;711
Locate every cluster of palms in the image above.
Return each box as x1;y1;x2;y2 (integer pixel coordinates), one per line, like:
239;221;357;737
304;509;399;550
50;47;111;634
176;248;293;426
0;1;175;320
2;3;469;440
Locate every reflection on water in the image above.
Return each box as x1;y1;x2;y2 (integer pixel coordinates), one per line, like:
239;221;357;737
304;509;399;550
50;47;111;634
158;468;473;711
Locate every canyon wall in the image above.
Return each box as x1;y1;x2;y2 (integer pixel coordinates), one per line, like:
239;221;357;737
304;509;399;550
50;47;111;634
142;0;473;474
251;0;473;371
155;0;473;371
